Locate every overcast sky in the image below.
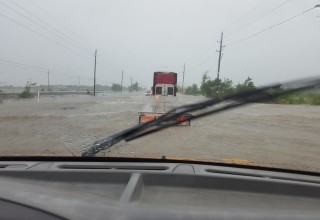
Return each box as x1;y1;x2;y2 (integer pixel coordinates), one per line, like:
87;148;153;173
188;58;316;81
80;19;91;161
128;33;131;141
0;0;319;87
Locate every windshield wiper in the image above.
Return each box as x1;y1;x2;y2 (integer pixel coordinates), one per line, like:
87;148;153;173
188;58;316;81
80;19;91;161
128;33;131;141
82;77;320;157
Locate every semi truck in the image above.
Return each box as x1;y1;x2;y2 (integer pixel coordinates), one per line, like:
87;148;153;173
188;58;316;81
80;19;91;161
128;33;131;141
138;71;190;126
152;72;177;96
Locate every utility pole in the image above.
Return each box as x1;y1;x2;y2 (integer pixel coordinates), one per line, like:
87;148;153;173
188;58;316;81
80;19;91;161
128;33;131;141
182;63;185;94
130;77;132;92
78;76;80;91
47;69;50;91
121;70;123;93
216;32;224;96
93;49;97;96
216;32;224;81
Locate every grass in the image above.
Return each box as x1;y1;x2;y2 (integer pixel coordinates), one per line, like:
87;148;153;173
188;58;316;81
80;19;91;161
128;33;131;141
274;90;320;105
18;86;34;99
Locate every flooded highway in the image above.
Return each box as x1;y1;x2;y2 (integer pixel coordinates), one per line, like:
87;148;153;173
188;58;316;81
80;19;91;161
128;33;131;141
0;92;320;172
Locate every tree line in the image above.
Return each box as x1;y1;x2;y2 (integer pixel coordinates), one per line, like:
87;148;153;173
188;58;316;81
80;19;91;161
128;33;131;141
110;82;142;92
184;73;255;97
183;73;320;105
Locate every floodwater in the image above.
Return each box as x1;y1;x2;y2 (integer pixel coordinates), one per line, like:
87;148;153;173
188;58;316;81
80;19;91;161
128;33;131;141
1;92;320;172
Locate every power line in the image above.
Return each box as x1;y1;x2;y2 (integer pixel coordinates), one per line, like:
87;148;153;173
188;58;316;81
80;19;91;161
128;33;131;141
4;0;94;56
0;1;91;57
9;0;93;55
0;58;47;71
0;65;72;82
0;61;70;79
226;5;318;46
187;50;217;71
185;31;225;71
0;69;92;86
180;0;291;72
0;68;93;85
276;6;316;26
224;0;268;32
0;12;92;60
225;0;292;39
98;61;120;74
187;43;216;66
0;58;86;79
96;51;122;72
28;0;96;50
0;62;48;74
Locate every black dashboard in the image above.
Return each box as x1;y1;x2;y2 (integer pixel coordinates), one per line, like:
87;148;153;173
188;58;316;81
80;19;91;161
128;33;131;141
0;160;320;220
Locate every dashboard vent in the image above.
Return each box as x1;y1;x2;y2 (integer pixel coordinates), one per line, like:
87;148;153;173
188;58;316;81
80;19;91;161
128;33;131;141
59;165;112;169
0;164;29;169
205;169;266;178
116;166;168;170
205;169;320;184
58;165;169;171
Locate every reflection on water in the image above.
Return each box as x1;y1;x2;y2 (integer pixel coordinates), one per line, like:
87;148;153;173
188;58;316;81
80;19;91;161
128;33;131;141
0;92;320;172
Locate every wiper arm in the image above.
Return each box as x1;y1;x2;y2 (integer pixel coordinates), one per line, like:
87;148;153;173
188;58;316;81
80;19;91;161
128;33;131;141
82;77;320;157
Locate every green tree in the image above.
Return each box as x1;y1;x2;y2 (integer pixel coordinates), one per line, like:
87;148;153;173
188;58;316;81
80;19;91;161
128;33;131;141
200;72;211;96
218;78;234;96
111;83;121;92
129;82;141;92
201;77;234;97
18;81;36;99
185;74;257;98
177;85;182;93
235;77;256;92
185;83;200;95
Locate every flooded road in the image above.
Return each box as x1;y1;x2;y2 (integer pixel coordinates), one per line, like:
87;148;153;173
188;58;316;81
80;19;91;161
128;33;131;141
1;92;320;172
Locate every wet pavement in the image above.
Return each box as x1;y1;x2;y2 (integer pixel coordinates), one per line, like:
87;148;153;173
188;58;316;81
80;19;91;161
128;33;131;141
0;92;320;172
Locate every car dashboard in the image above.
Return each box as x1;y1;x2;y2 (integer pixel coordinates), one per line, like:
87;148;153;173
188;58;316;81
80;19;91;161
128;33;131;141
0;159;320;220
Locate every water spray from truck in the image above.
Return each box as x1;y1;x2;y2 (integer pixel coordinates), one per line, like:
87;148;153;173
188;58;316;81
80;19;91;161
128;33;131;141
138;72;191;126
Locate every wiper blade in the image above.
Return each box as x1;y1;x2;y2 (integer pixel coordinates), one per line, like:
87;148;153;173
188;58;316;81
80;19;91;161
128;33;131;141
82;77;320;157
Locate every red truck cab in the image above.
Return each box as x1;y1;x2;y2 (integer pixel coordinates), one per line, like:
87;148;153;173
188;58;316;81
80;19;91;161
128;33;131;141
152;72;177;96
139;71;190;125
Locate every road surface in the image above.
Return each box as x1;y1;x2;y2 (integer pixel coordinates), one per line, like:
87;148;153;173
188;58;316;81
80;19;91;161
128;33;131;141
0;92;320;172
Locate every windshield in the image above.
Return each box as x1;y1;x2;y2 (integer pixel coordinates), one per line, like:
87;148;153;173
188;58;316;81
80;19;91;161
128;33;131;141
0;0;319;173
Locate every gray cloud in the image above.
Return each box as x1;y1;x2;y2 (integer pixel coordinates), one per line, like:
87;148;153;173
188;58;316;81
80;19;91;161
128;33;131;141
0;0;319;87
